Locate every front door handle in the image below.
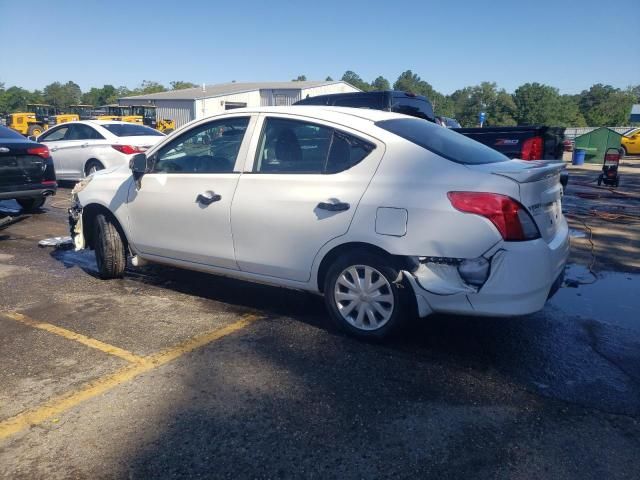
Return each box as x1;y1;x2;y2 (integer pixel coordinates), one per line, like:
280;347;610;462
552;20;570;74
317;201;350;212
196;191;221;205
81;143;89;148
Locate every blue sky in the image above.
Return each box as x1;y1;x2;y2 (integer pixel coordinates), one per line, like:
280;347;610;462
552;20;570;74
1;0;637;94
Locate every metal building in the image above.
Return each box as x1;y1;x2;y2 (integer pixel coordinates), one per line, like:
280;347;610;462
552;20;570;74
118;80;359;128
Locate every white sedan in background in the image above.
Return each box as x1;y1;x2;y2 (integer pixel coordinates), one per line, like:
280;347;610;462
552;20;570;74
69;107;569;340
36;121;165;181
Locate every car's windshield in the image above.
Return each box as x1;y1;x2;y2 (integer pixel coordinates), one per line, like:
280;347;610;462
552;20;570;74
0;125;29;140
376;117;509;164
101;123;164;137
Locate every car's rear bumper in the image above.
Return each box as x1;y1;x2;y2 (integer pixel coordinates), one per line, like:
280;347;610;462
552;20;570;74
406;220;570;318
0;183;57;200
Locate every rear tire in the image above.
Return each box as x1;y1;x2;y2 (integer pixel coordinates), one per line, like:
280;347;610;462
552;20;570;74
323;251;411;340
597;175;602;186
17;197;45;211
84;160;105;177
94;213;126;279
620;146;627;158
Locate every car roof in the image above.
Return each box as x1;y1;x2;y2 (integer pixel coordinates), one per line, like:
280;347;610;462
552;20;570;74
211;106;408;123
56;120;145;127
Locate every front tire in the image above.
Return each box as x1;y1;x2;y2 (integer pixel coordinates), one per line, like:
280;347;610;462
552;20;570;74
324;251;411;340
17;197;46;211
94;213;126;279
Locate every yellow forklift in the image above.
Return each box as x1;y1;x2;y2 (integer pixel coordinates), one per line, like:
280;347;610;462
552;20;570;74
129;105;175;133
6;104;78;137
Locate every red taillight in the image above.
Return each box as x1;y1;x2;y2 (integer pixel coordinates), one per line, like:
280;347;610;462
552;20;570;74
27;146;50;159
447;191;540;241
521;136;543;160
42;180;57;186
111;144;145;155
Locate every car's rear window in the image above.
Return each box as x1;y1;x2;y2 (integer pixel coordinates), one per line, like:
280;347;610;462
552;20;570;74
0;125;27;140
102;123;164;137
376;118;509;164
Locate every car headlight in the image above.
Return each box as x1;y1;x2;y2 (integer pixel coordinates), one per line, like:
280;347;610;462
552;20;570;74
71;176;93;195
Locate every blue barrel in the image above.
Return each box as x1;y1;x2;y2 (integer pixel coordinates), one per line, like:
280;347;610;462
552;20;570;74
572;149;586;165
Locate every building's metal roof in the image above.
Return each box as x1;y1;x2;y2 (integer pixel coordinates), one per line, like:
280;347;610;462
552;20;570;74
121;81;349;101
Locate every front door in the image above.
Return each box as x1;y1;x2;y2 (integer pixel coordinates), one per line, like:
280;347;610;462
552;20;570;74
231;114;383;282
126;115;254;269
38;125;71;179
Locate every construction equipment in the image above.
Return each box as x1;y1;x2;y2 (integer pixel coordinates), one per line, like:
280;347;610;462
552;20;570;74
129;105;175;133
6;104;79;137
94;104;125;121
68;104;95;120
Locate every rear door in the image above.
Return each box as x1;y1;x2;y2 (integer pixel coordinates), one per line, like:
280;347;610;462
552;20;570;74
231;114;383;282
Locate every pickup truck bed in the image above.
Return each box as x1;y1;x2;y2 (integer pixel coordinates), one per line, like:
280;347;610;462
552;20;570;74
453;126;566;160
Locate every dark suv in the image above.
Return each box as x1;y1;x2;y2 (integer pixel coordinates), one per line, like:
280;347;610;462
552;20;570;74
0;125;57;211
294;91;435;122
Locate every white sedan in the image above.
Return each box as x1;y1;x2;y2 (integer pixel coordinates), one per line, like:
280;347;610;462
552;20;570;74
68;107;569;340
36;120;165;181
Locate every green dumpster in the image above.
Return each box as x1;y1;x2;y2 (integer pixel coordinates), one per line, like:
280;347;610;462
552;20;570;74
574;127;623;164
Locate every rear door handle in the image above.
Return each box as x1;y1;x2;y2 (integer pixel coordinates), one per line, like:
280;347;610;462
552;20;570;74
196;191;221;205
81;143;89;148
317;201;350;212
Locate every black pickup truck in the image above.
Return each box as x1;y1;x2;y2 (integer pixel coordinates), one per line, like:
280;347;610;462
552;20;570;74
453;126;566;160
295;91;565;161
294;91;436;122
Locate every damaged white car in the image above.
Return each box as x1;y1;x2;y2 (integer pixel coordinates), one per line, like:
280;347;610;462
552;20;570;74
69;107;569;339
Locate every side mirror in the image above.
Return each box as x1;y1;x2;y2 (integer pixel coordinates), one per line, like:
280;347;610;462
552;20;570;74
129;153;148;175
28;135;37;141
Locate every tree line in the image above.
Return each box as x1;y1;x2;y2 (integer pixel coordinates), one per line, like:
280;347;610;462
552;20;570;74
2;72;638;127
0;80;197;116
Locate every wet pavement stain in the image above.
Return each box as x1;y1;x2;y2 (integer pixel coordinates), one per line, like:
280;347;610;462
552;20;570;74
552;264;640;332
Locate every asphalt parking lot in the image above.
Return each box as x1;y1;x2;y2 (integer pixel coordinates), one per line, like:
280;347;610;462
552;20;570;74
1;161;639;479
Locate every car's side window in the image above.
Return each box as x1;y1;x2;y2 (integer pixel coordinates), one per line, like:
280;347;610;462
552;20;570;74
153;117;249;174
255;117;375;174
325;130;375;174
39;126;69;142
66;124;105;141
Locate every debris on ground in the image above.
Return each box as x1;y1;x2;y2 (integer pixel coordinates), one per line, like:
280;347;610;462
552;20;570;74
38;236;74;249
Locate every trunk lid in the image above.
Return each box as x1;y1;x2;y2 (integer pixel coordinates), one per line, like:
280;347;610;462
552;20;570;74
466;160;565;243
0;140;46;188
117;135;165;151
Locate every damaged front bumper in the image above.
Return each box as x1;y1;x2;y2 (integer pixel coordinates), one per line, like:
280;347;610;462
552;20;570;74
403;223;570;318
68;195;85;251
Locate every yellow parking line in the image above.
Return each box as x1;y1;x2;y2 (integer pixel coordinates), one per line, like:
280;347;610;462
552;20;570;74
0;314;259;440
3;312;145;364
